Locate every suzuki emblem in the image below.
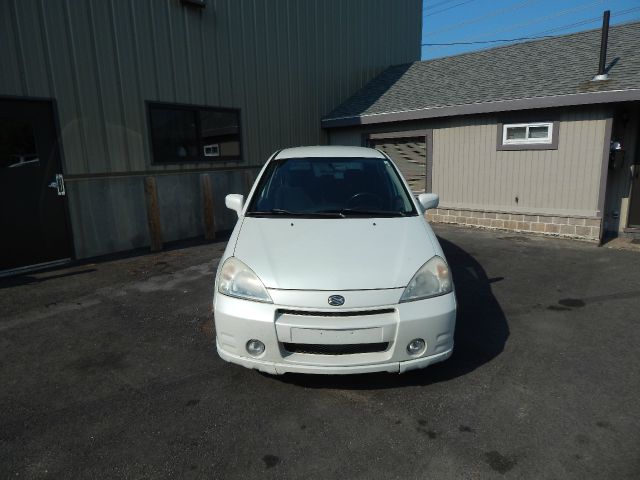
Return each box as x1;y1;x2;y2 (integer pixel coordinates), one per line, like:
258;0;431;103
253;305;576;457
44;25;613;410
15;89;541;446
328;295;345;306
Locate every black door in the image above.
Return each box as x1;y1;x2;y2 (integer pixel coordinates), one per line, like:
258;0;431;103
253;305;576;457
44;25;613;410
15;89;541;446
0;98;72;271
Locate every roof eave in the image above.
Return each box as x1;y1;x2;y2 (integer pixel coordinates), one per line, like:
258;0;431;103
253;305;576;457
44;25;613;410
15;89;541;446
321;89;640;128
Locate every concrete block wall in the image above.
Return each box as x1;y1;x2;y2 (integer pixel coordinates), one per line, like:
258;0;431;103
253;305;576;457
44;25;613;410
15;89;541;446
426;208;602;242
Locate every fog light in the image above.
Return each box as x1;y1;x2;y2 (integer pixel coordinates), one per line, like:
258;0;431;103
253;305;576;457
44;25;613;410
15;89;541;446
246;339;265;356
407;338;426;355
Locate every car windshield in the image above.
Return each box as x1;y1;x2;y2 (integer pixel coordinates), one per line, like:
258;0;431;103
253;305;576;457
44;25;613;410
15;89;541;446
246;156;417;217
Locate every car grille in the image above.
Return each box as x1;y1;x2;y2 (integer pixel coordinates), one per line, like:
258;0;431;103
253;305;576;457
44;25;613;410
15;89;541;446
277;308;395;317
282;342;389;355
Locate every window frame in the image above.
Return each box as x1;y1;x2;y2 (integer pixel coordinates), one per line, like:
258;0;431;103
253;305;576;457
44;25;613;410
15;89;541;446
496;119;559;151
146;101;242;165
503;122;553;145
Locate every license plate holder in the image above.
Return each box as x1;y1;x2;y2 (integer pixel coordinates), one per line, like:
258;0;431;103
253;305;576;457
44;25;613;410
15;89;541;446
290;327;383;344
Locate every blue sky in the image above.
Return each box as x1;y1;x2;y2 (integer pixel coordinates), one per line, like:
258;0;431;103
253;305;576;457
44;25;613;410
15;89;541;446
421;0;640;60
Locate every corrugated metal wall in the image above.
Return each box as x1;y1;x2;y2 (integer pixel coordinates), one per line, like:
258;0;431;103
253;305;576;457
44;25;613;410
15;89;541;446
1;0;421;258
1;0;421;175
328;107;610;218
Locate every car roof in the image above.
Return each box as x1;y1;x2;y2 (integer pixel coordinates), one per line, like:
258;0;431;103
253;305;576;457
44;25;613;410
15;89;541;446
275;145;386;159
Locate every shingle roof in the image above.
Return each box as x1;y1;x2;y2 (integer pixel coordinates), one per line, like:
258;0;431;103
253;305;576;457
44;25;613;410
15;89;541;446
323;21;640;127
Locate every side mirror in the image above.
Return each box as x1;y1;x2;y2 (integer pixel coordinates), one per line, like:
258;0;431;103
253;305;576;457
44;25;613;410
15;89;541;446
418;193;439;210
225;194;244;216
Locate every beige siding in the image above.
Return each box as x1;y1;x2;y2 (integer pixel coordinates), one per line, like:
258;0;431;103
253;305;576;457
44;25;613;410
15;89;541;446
0;0;422;176
432;110;609;217
328;129;365;146
330;107;611;218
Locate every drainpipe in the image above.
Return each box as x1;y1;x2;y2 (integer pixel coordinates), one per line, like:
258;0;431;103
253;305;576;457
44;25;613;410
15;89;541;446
593;10;610;81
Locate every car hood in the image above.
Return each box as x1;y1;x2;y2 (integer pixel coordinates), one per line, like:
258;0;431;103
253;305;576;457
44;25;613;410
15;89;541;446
232;216;438;290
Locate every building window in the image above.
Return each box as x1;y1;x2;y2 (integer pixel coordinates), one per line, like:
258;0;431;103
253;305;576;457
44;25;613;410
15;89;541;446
148;103;241;164
497;120;558;151
503;122;552;145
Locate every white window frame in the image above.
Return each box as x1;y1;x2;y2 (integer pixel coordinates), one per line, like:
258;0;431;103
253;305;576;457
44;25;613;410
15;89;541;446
502;122;553;145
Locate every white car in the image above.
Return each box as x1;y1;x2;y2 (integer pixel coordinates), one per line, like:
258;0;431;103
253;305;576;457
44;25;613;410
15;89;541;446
213;146;456;374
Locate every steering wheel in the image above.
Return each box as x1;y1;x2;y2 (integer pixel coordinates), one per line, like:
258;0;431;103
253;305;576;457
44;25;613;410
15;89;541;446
345;192;383;209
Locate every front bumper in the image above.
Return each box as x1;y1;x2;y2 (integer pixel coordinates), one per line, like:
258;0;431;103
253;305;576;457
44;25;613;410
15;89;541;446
213;288;456;375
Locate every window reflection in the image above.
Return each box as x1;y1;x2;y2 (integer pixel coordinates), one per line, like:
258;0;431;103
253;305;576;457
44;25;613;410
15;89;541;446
0;121;40;169
148;103;241;163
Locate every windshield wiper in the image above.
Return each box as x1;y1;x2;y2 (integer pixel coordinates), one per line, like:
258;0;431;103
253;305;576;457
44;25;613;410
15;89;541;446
319;208;408;217
247;209;344;218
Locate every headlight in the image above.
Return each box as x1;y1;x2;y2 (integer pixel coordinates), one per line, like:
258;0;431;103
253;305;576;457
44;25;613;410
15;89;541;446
400;256;452;303
217;257;273;303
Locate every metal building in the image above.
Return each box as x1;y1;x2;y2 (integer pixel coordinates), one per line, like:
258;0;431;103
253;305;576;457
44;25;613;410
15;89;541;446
0;0;422;273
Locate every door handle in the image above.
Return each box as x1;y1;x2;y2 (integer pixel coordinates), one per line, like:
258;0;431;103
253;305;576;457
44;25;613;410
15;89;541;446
48;173;66;196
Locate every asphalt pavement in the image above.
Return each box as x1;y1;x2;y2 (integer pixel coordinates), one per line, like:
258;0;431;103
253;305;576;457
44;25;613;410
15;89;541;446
1;224;639;479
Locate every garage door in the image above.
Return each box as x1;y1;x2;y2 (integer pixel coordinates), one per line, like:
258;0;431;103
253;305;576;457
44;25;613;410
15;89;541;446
371;137;427;193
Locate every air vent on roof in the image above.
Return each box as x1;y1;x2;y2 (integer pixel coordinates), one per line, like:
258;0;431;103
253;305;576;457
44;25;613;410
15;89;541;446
592;10;610;81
